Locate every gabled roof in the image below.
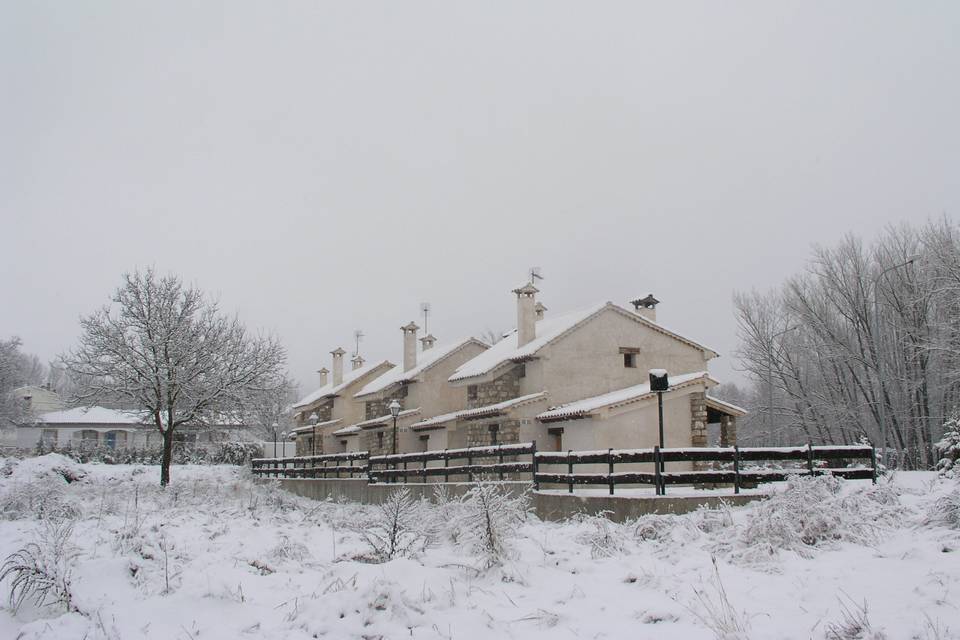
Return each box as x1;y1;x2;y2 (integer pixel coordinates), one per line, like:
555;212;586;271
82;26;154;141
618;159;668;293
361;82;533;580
409;392;548;431
536;371;716;422
290;418;342;435
352;408;422;430
705;396;749;417
38;406;146;425
355;337;488;398
292;360;393;410
449;302;718;383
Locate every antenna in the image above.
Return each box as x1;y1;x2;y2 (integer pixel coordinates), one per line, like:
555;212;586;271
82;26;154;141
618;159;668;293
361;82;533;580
529;266;544;284
353;329;364;357
420;302;431;334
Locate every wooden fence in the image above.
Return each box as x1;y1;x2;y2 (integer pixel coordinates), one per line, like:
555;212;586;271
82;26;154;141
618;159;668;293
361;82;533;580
534;444;877;495
250;451;369;479
251;442;876;495
367;442;536;483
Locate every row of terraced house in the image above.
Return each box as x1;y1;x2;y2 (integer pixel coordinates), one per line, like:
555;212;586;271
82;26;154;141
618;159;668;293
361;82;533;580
289;283;745;458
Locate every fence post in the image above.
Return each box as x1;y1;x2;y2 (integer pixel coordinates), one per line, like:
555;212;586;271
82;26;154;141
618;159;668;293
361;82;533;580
806;442;814;476
367;458;374;485
402;459;408;484
468;450;473;483
608;448;614;496
734;445;741;494
531;440;539;490
423;455;427;483
498;444;505;482
444;449;449;483
654;446;662;496
567;449;574;494
870;446;877;484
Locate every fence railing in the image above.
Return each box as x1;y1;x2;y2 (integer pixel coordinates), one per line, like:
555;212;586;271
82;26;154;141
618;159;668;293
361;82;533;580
251;442;876;495
367;442;536;483
535;444;877;495
250;451;370;479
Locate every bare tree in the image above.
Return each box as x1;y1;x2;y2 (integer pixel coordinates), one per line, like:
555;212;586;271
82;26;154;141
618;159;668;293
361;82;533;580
733;219;960;468
62;269;287;486
0;337;47;427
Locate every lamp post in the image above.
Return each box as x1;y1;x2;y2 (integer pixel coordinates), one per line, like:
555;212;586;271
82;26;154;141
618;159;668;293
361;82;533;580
872;255;919;467
388;399;402;456
649;369;669;472
768;326;798;446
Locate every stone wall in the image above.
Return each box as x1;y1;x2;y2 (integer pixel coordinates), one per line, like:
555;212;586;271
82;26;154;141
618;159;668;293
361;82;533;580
361;425;395;456
364;386;408;420
465;418;521;448
467;365;522;409
690;392;708;447
720;415;737;446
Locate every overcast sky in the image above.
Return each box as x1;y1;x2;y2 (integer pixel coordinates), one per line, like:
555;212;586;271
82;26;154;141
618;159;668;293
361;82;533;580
2;1;957;396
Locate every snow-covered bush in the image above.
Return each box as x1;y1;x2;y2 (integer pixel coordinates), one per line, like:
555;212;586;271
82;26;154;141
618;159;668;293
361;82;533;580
926;486;960;530
729;476;902;565
24;442;262;466
0;519;77;613
456;482;530;569
574;513;628;558
350;487;429;563
936;415;960;478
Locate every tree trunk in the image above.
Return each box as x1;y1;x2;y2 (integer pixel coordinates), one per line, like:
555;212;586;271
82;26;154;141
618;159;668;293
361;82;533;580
160;428;174;487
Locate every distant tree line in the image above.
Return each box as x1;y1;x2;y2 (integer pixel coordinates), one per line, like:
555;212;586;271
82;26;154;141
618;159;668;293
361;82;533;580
723;218;959;469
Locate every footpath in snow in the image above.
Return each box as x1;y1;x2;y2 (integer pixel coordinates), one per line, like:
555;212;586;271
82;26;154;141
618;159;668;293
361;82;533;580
0;454;958;639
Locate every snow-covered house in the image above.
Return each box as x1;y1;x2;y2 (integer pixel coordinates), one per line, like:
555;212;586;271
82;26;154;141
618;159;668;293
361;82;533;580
341;330;489;455
289;349;393;455
405;284;743;455
11;385;66;416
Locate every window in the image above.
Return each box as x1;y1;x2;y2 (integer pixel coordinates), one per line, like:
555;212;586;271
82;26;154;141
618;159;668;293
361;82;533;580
377;432;384;450
41;429;57;447
419;435;430;451
517;364;526;378
467;385;478;401
489;423;500;445
623;353;637;368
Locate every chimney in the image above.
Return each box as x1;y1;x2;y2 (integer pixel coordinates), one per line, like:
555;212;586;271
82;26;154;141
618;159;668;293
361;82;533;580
534;301;547;320
420;334;437;351
401;322;420;371
351;354;365;370
317;367;329;387
512;283;539;347
631;294;660;322
331;347;346;386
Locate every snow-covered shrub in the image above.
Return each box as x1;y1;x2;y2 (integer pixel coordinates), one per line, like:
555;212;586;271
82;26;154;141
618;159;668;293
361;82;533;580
824;595;887;640
457;482;529;569
350;487;429;563
730;476;902;564
936;415;960;478
268;534;311;563
574;513;628;558
0;520;77;613
926;486;960;530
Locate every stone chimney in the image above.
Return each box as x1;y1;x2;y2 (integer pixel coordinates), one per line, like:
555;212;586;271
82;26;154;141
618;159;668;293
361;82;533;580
401;322;420;371
419;334;437;351
317;367;329;387
331;347;346;386
513;283;539;347
534;301;547;320
631;294;660;322
351;354;365;370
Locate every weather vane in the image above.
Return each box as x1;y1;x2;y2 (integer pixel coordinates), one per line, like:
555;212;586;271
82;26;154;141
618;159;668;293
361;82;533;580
420;302;431;334
529;266;544;285
353;329;364;357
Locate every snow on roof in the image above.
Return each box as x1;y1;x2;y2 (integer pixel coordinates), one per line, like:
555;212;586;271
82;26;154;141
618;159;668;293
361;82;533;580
410;392;548;430
37;406;147;425
351;408;422;430
449;302;718;383
536;371;715;422
449;303;608;382
705;395;749;417
292;360;393;410
331;425;361;436
290;419;342;435
355;338;487;398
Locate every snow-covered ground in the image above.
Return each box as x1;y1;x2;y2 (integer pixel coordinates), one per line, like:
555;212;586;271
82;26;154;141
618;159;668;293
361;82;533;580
1;455;958;639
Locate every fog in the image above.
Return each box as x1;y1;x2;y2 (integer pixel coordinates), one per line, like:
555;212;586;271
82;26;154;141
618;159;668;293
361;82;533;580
2;1;957;393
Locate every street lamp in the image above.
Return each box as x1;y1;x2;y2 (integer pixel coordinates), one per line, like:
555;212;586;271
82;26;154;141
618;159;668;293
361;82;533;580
872;255;920;467
768;326;799;446
649;369;669;472
388;399;402;456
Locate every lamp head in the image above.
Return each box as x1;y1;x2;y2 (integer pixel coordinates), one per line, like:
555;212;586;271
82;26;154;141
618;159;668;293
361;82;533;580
388;399;402;418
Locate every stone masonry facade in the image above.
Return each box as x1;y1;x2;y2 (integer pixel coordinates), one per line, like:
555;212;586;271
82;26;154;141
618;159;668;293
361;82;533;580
467;365;523;410
364;386;408;420
690;392;708;447
465;417;521;448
